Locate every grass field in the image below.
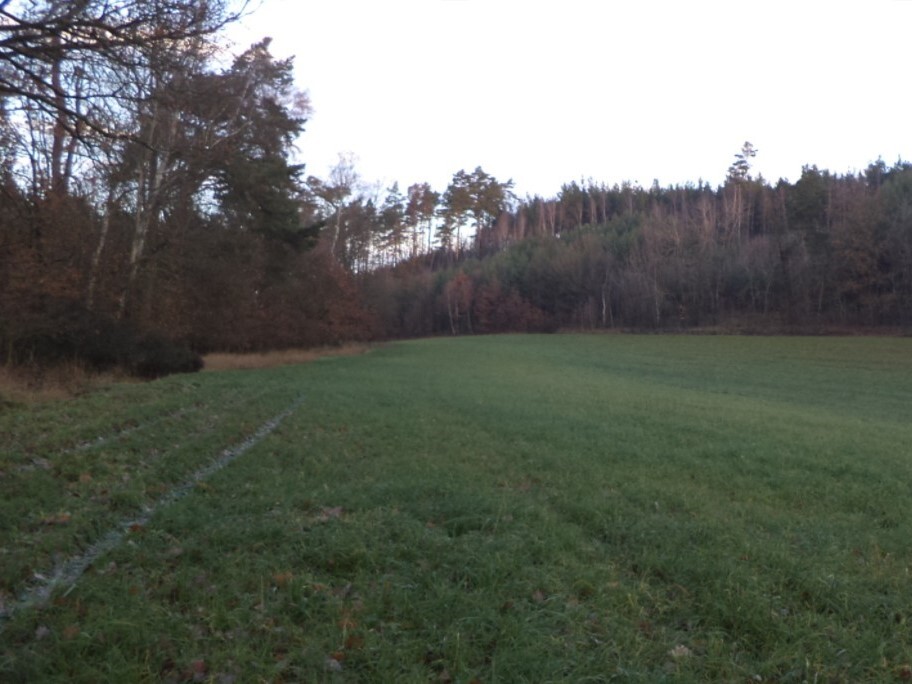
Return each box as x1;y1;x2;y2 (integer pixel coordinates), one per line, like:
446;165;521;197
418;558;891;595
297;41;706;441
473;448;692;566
2;334;912;682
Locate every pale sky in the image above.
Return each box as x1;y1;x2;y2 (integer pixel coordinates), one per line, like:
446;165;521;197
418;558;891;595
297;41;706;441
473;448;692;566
229;0;912;198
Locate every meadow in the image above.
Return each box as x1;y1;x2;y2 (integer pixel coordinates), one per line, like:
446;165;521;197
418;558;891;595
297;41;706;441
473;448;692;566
1;334;911;682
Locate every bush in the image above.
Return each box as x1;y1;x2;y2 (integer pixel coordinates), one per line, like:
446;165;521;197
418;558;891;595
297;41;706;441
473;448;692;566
130;333;203;378
0;298;201;379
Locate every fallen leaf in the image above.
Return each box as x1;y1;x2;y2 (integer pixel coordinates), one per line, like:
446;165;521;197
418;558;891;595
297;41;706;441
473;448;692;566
324;656;343;672
159;658;176;677
317;506;344;522
668;644;692;658
78;473;93;484
62;624;80;640
184;658;208;683
338;614;358;631
272;571;293;588
344;633;364;650
332;583;354;599
41;512;71;526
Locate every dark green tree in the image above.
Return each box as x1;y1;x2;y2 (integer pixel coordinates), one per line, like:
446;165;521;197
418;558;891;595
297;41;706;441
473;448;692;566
441;166;513;255
108;38;311;316
379;182;407;263
405;182;439;256
208;40;311;243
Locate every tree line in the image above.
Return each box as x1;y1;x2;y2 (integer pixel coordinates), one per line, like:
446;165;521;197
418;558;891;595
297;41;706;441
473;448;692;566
2;2;909;378
0;1;372;375
355;145;912;336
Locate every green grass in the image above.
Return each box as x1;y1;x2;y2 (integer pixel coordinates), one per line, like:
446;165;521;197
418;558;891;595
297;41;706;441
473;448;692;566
2;334;912;682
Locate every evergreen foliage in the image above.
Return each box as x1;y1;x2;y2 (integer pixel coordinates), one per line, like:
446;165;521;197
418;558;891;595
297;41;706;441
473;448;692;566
362;159;912;335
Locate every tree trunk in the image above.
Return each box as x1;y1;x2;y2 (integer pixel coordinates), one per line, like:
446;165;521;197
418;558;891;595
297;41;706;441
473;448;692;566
86;195;114;310
50;44;67;196
119;105;177;317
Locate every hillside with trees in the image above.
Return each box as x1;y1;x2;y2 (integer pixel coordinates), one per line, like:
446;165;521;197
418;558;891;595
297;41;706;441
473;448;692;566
356;147;912;337
1;2;910;380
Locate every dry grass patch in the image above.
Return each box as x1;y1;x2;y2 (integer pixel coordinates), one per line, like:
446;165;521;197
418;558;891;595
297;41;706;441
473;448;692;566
202;344;373;372
0;363;130;405
0;344;372;404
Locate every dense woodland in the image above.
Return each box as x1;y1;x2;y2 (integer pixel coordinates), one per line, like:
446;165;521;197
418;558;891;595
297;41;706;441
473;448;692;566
362;152;912;337
1;2;911;377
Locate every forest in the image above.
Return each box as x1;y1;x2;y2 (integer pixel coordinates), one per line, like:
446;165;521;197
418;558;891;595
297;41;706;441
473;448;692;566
2;2;911;377
361;151;912;338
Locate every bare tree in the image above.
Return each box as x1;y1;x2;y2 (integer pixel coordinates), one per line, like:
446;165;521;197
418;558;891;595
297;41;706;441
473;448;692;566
0;0;246;198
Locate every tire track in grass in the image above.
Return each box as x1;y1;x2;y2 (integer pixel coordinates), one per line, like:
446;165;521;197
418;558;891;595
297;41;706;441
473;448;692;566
55;385;275;459
58;405;199;455
1;386;284;597
8;384;275;460
0;394;305;632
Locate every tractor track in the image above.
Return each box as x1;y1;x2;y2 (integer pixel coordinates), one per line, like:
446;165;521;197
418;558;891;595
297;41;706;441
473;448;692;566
0;394;304;632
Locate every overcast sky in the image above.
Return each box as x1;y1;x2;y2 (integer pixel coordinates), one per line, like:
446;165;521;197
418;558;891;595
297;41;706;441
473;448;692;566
228;0;912;198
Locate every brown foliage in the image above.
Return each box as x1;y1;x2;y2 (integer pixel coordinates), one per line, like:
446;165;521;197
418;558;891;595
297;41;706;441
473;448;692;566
473;279;547;333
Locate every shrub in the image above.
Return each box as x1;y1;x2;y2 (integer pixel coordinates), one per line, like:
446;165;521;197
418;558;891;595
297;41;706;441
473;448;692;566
130;333;203;379
0;298;201;379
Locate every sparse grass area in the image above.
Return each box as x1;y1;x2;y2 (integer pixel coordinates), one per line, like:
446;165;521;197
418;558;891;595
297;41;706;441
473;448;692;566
2;335;912;682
